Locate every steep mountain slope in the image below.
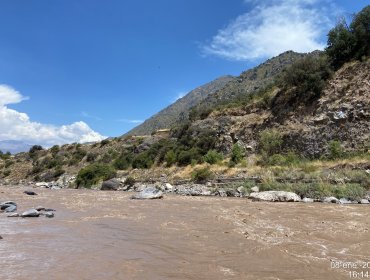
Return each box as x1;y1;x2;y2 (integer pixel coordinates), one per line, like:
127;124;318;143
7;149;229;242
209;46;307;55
191;51;311;115
125;76;234;136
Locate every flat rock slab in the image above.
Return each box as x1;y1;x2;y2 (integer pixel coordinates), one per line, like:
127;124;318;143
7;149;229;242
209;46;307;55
7;213;19;217
249;191;301;202
131;187;163;200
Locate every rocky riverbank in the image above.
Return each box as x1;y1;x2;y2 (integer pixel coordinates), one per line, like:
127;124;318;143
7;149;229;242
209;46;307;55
5;174;370;205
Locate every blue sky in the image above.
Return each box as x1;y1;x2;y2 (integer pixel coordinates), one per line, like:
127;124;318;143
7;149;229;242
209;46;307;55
0;0;368;146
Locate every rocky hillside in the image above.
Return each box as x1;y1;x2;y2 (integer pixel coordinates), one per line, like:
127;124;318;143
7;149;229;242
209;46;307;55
125;75;234;136
190;58;369;158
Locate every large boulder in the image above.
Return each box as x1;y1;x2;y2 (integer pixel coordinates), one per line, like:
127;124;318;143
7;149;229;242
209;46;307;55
101;179;122;191
21;209;40;217
131;187;163;200
249;191;301;202
322;197;339;204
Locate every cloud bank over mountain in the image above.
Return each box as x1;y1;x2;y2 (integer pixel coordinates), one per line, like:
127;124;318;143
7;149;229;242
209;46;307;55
0;85;106;147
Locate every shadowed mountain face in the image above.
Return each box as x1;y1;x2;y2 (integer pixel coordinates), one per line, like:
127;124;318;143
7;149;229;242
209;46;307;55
125;75;235;136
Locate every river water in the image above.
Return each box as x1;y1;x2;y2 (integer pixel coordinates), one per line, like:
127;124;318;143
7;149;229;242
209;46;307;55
0;186;369;280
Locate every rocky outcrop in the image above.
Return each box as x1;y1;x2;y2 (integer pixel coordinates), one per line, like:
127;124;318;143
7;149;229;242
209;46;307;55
249;191;301;202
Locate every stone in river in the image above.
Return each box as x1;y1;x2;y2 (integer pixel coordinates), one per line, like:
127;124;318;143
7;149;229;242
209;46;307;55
21;209;40;217
131;187;163;200
44;212;55;218
24;191;38;196
7;213;19;217
4;204;17;212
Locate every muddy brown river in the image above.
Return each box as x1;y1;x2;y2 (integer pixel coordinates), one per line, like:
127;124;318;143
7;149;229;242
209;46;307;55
0;186;369;280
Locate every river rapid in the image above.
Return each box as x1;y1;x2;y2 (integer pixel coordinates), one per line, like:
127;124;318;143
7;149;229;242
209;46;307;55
0;186;369;280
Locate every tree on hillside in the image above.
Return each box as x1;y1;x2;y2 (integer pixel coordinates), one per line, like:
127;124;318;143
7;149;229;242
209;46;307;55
326;19;355;69
326;5;370;69
351;6;370;60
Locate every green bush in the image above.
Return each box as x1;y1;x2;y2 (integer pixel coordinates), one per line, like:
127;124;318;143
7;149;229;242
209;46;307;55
76;163;116;188
327;140;344;160
263;151;302;166
73;148;87;161
100;139;110;147
192;167;214;183
0;150;11;160
100;153;113;164
113;153;133;170
53;167;65;178
230;144;245;165
259;129;283;156
50;145;60;157
273;55;332;114
288;182;365;201
177;148;202;166
4;160;14;169
203;150;223;164
164;150;177;167
132;151;154;169
86;152;98;162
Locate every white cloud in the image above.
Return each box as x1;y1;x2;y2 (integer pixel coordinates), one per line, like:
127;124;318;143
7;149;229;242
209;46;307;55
117;119;143;124
203;0;335;61
172;91;187;102
0;84;28;106
0;84;106;146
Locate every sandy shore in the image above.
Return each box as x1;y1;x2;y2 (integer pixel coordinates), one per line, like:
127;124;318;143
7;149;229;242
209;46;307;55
0;185;369;280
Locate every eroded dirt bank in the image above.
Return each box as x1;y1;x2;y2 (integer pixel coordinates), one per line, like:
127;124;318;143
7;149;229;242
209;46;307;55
0;186;369;280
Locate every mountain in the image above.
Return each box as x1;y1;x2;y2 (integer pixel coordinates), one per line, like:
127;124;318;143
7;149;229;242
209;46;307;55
190;51;312;116
0;140;33;154
125;75;234;136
